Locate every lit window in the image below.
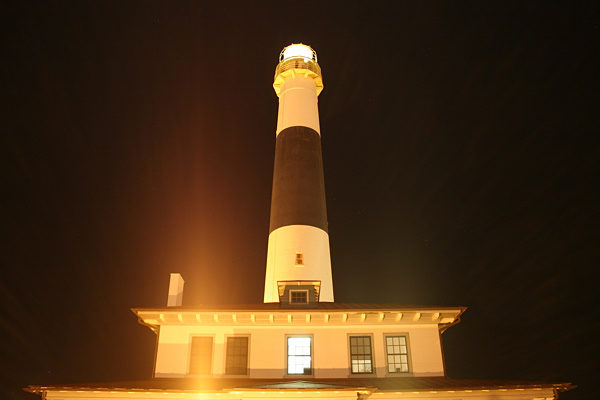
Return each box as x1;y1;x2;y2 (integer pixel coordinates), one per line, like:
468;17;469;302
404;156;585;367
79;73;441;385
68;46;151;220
189;336;213;374
282;44;314;62
295;253;304;265
289;290;308;304
350;336;373;374
385;336;410;373
225;336;248;375
287;336;312;375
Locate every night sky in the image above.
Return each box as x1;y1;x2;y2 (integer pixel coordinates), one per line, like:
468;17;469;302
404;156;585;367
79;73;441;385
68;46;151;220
2;2;597;399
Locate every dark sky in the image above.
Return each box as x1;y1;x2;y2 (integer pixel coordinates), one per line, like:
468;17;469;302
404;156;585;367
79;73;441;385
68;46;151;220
2;1;597;399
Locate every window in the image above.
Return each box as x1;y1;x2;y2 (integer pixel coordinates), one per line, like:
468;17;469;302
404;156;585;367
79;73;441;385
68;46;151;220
349;336;373;374
225;336;249;375
287;336;312;375
385;335;409;373
289;290;308;304
189;336;213;374
295;253;304;265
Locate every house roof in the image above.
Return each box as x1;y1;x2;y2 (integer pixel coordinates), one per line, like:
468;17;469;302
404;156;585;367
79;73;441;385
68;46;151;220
26;377;574;394
132;303;466;332
132;303;467;312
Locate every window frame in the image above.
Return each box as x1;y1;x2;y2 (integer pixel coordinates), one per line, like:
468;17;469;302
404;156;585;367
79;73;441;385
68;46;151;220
188;335;215;375
348;334;375;375
223;335;250;376
285;334;314;376
289;289;309;304
383;333;412;375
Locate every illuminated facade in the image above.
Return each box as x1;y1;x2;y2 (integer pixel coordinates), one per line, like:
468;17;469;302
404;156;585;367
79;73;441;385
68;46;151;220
28;44;572;400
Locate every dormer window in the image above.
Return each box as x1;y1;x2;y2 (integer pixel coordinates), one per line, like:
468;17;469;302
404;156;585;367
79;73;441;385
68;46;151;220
295;253;304;266
289;290;308;304
277;281;320;307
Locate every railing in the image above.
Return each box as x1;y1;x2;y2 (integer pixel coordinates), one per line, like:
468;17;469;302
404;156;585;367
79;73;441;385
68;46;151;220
275;58;321;77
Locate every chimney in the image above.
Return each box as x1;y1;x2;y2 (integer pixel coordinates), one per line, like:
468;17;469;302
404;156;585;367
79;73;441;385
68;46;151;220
167;273;184;307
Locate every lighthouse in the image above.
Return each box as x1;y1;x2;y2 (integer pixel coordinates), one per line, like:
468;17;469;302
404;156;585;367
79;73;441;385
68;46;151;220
27;43;573;400
263;43;334;303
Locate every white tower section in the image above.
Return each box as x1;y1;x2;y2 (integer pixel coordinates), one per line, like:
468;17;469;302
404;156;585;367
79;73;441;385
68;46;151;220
274;45;323;135
264;44;333;303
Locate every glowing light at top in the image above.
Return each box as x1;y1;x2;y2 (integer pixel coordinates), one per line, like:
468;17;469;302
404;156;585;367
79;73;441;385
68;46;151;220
280;43;317;63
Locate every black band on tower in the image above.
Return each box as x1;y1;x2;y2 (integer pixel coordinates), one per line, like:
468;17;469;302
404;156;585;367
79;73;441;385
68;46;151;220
269;126;328;233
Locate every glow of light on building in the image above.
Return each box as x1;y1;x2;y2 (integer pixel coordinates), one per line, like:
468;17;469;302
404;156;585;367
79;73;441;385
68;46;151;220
280;43;316;62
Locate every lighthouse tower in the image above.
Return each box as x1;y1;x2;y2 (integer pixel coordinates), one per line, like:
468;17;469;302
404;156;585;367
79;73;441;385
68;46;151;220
263;44;334;303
